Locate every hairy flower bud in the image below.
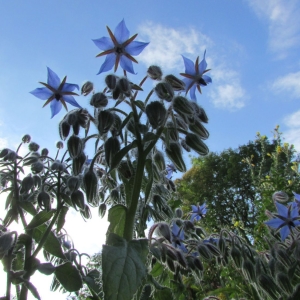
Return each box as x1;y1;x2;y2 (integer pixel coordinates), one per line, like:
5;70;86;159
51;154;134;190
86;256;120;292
56;141;64;149
37;191;51;211
41;148;49;156
105;137;120;169
72;152;86;175
188;119;209;140
51;160;61;171
155;82;174;102
147;65;162;80
83;169;98;205
145;101;167;129
99;203;107;218
97;110;115;136
0;232;15;255
28;142;40;152
173;96;194;116
71;190;85;210
81;81;94;96
272;191;289;203
153;151;166;172
118;77;131;94
22;134;31;143
80;204;92;219
90;92;108;108
31;161;44;174
67;176;81;193
175;208;183;218
197;243;212;260
165;142;186;172
242;259;256;282
3;151;17;162
164;75;185;91
105;74;117;90
59;121;71;140
190;102;209;123
67;136;84;159
0;149;9;158
20;175;34;194
185;133;209;156
156;222;172;243
118;160;132;179
193;257;204;271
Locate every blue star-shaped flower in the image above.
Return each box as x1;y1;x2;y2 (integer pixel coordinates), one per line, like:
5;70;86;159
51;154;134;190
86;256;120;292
290;192;300;210
166;163;176;179
264;202;300;240
171;222;187;252
190;203;207;222
30;68;80;118
92;19;149;75
180;50;212;101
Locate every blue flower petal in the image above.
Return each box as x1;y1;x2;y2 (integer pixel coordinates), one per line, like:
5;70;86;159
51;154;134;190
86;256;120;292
125;41;149;55
92;37;114;51
181;55;195;74
120;56;135;74
179;243;188;253
63;96;81;108
264;218;285;228
50;100;62;118
293;192;300;201
179;228;185;241
30;87;53;100
280;225;290;240
47;67;61;89
191;205;198;212
275;202;288;217
114;19;130;44
202;75;212;84
199;50;207;74
291;206;299;219
190;213;197;222
97;53;116;74
172;222;180;236
62;83;80;92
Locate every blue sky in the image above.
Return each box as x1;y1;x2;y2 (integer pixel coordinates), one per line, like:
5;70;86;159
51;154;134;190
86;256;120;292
1;0;300;298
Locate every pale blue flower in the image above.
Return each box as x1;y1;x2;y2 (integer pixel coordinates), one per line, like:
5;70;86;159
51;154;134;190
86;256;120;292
166;163;176;179
180;50;212;101
30;68;80;118
93;19;149;75
190;203;207;222
265;202;300;240
171;222;187;252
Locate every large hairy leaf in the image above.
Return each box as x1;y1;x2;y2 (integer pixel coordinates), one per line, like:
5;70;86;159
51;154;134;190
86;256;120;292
102;233;148;300
27;210;55;230
55;262;83;292
107;204;127;239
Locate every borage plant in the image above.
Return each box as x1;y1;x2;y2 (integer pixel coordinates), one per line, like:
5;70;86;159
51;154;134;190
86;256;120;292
0;19;211;300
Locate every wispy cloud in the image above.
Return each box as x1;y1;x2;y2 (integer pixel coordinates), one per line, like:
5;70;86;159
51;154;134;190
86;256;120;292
283;110;300;151
248;0;300;57
138;23;246;110
272;71;300;98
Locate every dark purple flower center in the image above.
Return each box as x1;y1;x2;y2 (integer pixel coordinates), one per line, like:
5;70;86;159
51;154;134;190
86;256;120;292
55;93;61;101
115;45;124;54
195;75;207;86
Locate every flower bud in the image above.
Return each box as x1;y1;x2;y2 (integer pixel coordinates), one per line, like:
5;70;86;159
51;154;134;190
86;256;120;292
180;140;191;152
190;102;208;123
59;121;71;140
172;96;194;116
72;152;86;175
147;65;162;80
77;109;89;128
153;151;166;172
110;113;122;137
166;121;179;141
156;222;171;243
166;257;176;273
33;175;42;188
97;110;115;136
242;259;256;282
0;232;15;255
112;85;121;100
0;149;9;158
155;82;174;102
31;161;44;174
67;176;81;193
41;148;49;156
165;142;186;172
175;208;183;218
23;152;40;166
110;188;119;202
164;75;185;91
37;191;51;211
83;169;98;205
3;151;17;162
104;137;120;169
20;175;34;194
90;92;108;108
81;81;94;96
230;247;242;268
99;203;107;218
188;119;209;140
118;77;131;94
277;272;293;295
272;191;288;203
185;133;209;156
51;160;61;171
22;134;31;143
56;141;64;149
67;136;84;159
28;142;39;152
71;190;85;210
193;257;204;271
118;160;132;179
197;243;212;260
145;101;167;129
81;204;92;219
105;74;118;90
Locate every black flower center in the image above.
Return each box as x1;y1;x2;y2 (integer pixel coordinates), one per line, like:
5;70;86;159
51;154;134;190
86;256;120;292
195;75;207;86
55;93;61;101
115;45;124;54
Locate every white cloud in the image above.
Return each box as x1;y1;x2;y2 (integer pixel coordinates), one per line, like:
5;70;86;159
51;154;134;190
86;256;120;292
272;71;300;98
138;23;246;111
283;110;300;151
0;138;8;148
249;0;300;57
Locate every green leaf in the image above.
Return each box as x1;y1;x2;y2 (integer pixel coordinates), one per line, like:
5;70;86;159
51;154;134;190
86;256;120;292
24;281;41;300
18;201;37;215
153;287;173;300
56;206;69;233
102;233;149;300
55;262;83;292
150;262;164;277
27;210;55;230
107;204;127;239
83;269;101;295
33;224;65;259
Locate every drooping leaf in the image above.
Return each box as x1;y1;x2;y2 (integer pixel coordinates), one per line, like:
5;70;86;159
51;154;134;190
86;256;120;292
150;262;164;277
24;281;41;300
107;204;127;239
102;233;149;300
26;210;55;230
33;224;65;259
18;201;37;215
55;262;83;292
56;206;69;233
